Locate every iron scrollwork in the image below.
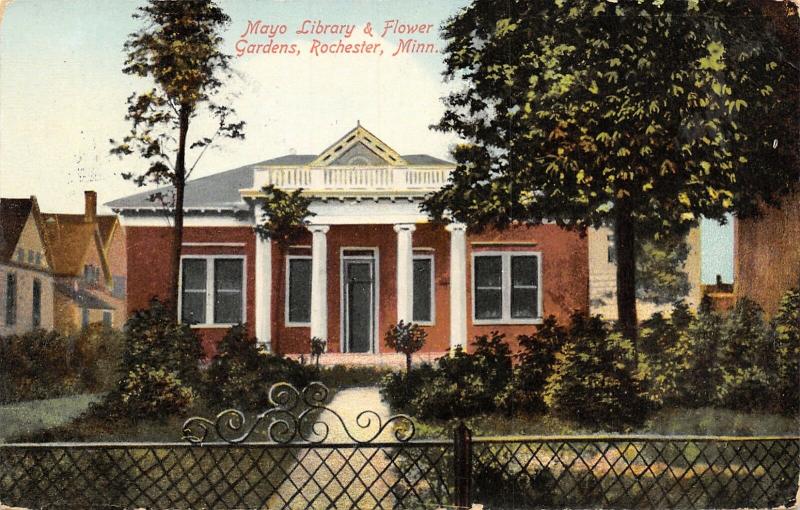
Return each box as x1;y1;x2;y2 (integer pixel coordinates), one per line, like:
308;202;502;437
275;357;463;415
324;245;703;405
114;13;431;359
182;381;416;444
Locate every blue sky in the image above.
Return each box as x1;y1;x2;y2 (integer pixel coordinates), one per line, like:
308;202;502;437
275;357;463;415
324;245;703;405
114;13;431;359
0;0;732;283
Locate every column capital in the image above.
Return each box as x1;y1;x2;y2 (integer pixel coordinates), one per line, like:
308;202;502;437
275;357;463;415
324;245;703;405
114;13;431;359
445;222;467;233
393;223;417;233
306;224;330;234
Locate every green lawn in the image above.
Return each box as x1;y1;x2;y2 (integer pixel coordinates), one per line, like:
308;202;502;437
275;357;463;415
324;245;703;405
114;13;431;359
0;393;104;443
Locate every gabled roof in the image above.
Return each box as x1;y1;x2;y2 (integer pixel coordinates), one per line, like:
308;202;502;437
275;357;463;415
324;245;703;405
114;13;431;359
0;198;33;262
55;283;114;310
107;125;454;210
40;213;111;277
311;124;407;167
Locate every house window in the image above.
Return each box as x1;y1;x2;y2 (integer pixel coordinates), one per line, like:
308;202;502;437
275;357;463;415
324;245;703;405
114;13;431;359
27;250;34;264
35;252;41;266
102;311;112;328
32;278;41;328
81;307;90;329
16;249;24;263
607;234;616;264
112;276;126;299
5;273;16;325
179;256;245;326
286;256;312;325
412;255;434;324
472;252;542;324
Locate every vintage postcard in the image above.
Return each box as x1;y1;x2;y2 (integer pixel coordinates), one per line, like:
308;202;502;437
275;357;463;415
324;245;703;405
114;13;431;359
0;0;798;509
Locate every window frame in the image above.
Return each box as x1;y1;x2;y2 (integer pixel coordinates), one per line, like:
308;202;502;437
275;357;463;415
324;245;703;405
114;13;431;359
412;253;435;325
471;251;543;325
178;255;247;328
5;272;17;326
32;277;41;328
285;254;313;327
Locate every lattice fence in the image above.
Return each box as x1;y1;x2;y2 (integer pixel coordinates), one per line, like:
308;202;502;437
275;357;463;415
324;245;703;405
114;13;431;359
471;435;800;509
0;441;452;509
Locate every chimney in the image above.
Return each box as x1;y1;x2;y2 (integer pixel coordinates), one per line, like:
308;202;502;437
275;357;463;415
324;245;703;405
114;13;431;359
84;191;97;223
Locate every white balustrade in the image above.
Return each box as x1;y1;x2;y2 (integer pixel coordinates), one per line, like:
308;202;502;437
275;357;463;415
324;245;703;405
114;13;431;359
253;166;451;192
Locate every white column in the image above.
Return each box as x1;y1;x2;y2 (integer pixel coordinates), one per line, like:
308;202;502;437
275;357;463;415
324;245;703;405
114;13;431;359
394;223;416;323
446;223;468;351
254;229;272;350
308;224;330;342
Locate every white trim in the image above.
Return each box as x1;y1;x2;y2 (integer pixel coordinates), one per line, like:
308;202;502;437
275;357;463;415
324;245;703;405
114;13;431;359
178;255;247;327
412;253;435;326
285;255;312;327
254;232;272;349
339;247;380;354
471;251;543;326
119;215;252;227
183;242;246;247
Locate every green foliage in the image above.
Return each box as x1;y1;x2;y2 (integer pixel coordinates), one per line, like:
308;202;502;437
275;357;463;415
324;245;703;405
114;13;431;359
309;336;326;367
0;326;123;404
106;299;204;419
111;0;244;188
206;324;315;412
254;185;316;244
425;0;799;336
715;299;774;411
544;314;650;429
379;364;436;413
636;234;692;304
408;333;514;420
118;365;196;419
770;288;800;415
506;317;567;414
384;320;428;373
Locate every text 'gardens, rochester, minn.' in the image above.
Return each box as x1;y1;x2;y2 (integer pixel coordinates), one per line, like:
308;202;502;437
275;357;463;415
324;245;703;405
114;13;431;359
236;19;439;57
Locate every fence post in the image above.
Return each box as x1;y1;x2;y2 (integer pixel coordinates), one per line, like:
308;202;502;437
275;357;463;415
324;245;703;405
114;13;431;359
453;421;473;508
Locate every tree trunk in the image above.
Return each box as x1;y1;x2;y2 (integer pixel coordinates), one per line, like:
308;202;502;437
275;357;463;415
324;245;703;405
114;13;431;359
614;202;639;345
168;105;191;320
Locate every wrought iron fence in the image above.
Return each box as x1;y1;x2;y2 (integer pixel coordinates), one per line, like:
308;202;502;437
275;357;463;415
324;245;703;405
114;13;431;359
0;381;797;509
471;435;800;509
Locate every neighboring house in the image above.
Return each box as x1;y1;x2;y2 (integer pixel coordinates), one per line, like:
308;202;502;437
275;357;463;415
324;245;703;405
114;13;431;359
0;197;55;336
588;226;702;319
41;191;127;333
735;191;800;315
108;124;589;359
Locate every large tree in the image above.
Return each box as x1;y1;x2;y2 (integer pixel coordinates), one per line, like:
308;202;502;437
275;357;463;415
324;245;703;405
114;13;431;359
425;0;799;340
111;0;244;317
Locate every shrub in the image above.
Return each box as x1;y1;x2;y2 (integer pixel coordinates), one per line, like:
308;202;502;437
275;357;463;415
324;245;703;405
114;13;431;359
669;303;724;408
104;299;204;419
544;314;650;429
206;324;315;412
770;288;800;415
73;324;124;391
507;317;567;414
379;363;436;412
385;320;427;374
408;332;514;420
310;336;326;367
117;365;196;418
638;303;693;407
715;299;774;411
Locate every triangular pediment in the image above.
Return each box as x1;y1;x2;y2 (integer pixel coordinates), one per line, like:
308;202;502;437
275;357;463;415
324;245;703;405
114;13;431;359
311;124;407;167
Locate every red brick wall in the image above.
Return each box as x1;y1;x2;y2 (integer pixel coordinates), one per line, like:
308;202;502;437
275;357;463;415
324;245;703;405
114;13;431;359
125;226;256;357
127;222;589;357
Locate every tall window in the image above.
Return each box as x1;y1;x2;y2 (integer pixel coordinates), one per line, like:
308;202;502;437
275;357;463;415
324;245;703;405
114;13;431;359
286;256;311;325
32;278;41;328
102;311;112;328
412;255;434;323
81;307;90;329
5;273;16;325
180;256;245;325
473;252;541;323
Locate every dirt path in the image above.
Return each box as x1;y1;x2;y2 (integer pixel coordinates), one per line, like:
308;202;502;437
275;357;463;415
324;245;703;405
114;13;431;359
266;387;401;509
0;393;102;442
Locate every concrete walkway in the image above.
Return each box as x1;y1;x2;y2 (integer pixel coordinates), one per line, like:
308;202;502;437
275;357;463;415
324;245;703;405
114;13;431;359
267;387;403;509
0;393;103;443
